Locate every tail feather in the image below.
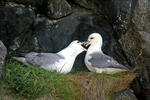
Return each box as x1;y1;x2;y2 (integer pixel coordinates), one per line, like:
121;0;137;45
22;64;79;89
117;64;129;71
15;52;27;57
12;57;29;66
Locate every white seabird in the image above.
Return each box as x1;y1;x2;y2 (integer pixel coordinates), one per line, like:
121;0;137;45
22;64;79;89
13;40;86;74
84;33;129;74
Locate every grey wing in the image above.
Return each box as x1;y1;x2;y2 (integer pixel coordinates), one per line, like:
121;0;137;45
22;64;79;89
88;52;129;70
25;52;65;67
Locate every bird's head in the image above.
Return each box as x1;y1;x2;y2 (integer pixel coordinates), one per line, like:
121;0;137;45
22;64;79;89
83;33;103;48
70;40;87;55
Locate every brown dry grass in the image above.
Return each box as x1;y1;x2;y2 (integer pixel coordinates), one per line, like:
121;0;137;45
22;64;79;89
72;72;136;100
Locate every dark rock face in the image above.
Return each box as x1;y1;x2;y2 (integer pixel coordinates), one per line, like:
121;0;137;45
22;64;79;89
113;88;137;100
35;9;99;52
46;0;72;19
72;0;114;18
4;0;72;19
119;0;150;99
73;0;94;9
110;0;133;37
73;0;132;36
0;40;7;77
0;4;35;52
5;0;44;7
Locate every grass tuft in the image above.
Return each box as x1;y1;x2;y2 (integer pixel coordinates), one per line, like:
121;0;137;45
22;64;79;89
2;60;80;100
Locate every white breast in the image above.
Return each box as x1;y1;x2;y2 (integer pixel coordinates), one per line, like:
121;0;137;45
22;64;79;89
60;57;75;74
85;53;96;72
41;59;65;72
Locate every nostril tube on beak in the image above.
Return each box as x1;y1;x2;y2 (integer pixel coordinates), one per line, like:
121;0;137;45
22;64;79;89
81;42;86;47
81;41;90;49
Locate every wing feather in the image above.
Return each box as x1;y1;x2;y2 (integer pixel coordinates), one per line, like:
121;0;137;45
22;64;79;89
25;52;65;68
88;52;128;70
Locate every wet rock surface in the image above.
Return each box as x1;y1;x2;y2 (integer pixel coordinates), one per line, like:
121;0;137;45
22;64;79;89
0;40;7;77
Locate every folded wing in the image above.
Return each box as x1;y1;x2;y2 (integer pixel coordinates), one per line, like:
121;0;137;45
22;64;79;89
25;52;65;68
88;52;129;70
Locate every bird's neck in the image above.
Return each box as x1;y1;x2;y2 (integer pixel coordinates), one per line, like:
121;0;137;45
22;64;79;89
87;44;103;54
57;45;77;58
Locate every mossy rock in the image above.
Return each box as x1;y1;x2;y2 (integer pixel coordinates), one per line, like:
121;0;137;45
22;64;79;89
0;60;136;100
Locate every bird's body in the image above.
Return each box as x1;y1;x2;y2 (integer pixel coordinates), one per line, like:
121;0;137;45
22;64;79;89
84;33;129;74
13;40;86;74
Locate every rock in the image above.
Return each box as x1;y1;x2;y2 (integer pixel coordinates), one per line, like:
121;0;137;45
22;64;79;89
5;0;44;7
35;9;95;52
120;29;150;69
132;0;150;32
73;0;94;9
0;4;35;52
111;0;132;37
119;0;150;99
72;0;111;15
5;0;72;19
113;88;137;100
73;0;132;36
120;24;150;100
46;0;72;19
0;40;7;77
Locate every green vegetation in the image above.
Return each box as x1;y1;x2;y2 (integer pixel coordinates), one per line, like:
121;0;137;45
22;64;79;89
1;60;81;100
0;60;136;100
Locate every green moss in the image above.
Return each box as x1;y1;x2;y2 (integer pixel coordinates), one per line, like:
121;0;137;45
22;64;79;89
2;60;81;100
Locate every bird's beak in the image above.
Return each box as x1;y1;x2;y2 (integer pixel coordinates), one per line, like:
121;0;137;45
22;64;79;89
83;47;87;51
81;41;90;47
80;42;87;51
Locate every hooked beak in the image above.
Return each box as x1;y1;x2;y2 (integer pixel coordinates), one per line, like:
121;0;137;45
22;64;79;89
79;42;87;51
81;41;90;47
81;41;91;50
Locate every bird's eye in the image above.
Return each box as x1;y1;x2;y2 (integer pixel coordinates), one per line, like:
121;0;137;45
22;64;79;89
77;41;80;43
90;37;94;39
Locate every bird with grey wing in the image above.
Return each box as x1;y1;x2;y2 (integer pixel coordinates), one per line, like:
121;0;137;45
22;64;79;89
83;33;129;74
13;40;86;74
